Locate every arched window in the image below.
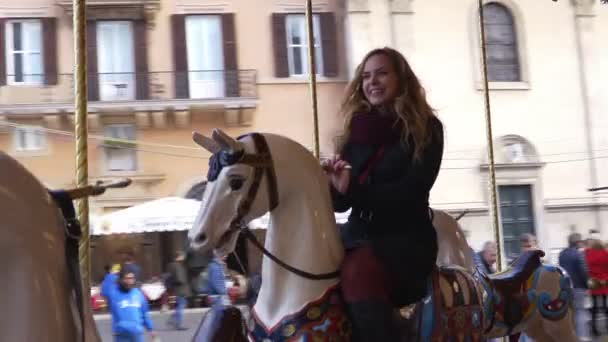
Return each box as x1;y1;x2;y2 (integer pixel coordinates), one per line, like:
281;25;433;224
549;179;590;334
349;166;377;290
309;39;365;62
483;3;521;82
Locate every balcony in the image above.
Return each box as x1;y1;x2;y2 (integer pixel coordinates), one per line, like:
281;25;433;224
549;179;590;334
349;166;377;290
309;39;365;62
0;70;258;123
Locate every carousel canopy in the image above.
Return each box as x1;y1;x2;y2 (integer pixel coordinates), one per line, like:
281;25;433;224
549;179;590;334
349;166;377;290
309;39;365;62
91;197;202;236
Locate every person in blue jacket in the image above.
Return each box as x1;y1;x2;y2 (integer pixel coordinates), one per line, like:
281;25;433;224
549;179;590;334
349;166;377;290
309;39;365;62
102;265;156;342
199;253;229;306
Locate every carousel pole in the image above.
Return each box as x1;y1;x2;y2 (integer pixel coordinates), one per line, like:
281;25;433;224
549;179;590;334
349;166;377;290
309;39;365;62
305;0;321;159
73;0;91;289
478;0;504;271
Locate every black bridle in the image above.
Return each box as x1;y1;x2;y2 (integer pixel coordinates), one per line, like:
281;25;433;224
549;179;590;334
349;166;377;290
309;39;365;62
202;133;339;281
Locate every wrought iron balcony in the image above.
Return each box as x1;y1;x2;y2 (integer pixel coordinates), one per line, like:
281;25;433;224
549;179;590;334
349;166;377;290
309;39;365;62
0;70;258;115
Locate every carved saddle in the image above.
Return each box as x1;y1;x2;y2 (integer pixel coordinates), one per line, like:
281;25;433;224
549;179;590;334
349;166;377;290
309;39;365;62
488;250;545;328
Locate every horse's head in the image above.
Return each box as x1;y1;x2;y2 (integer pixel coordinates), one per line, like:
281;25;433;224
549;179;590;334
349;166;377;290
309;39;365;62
188;129;278;256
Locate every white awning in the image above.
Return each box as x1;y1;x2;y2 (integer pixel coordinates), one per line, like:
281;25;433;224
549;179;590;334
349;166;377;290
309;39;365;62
91;197;350;235
91;197;202;235
248;210;350;229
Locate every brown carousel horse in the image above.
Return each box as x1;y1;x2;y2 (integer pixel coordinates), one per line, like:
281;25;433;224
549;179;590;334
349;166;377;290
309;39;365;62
0;151;130;341
188;129;576;342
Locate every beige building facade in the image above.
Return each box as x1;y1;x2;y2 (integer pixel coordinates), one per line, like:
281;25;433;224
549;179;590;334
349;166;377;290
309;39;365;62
2;0;608;276
345;0;608;264
0;0;350;280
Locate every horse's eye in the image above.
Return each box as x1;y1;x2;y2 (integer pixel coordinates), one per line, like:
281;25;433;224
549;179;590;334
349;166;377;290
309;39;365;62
229;178;245;191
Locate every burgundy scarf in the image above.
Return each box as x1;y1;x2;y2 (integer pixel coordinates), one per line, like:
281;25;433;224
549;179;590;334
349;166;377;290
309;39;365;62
348;109;403;147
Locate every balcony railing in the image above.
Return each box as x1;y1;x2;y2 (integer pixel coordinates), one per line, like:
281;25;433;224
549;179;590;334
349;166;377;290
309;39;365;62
0;70;257;114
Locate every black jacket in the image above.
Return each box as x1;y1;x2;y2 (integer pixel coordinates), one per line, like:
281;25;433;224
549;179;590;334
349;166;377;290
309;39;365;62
331;116;443;244
331;117;443;305
558;247;588;289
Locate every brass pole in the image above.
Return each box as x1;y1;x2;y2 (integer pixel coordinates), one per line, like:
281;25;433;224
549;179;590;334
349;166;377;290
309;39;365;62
478;0;503;271
305;0;321;159
73;0;90;289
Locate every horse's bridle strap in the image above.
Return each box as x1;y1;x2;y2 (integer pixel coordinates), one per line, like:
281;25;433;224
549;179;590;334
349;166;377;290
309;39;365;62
241;227;340;280
229;134;278;230
248;133;279;211
229;133;339;281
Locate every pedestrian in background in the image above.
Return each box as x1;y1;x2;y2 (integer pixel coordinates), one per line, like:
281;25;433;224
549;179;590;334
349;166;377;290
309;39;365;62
474;241;497;275
585;231;608;336
200;252;230;306
559;233;590;341
103;266;155;342
167;251;192;330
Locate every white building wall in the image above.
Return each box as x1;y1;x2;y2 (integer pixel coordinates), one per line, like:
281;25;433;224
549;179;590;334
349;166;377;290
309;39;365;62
345;0;608;259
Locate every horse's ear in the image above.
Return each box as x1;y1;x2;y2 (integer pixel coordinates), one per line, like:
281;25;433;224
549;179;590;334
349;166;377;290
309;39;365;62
212;128;243;152
192;131;221;154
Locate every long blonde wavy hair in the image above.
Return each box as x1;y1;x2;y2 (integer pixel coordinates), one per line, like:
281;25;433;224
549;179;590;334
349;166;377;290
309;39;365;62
336;47;438;161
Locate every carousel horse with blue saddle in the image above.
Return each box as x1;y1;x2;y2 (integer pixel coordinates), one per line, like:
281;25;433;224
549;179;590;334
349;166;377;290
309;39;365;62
187;129;576;342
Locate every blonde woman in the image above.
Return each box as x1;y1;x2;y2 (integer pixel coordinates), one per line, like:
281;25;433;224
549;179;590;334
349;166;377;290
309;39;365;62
323;47;443;340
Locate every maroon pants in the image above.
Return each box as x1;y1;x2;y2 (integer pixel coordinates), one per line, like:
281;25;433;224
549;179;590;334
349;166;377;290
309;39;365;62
340;245;392;304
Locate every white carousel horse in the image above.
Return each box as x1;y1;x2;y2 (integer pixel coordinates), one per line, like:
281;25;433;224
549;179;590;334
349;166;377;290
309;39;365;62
188;129;576;341
0;151;101;342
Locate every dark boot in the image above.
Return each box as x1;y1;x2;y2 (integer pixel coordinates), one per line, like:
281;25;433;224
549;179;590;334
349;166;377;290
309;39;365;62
348;301;398;342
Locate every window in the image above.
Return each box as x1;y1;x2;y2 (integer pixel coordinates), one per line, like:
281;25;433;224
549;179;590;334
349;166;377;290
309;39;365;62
482;3;521;82
13;126;46;152
498;185;535;261
104;125;137;171
285;15;323;76
97;21;135;101
5;20;43;85
185;15;225;99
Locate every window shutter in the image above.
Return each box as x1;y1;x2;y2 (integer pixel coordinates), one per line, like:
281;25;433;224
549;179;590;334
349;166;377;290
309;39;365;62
133;20;149;100
0;19;5;86
222;13;239;97
271;13;289;78
42;18;58;85
87;20;99;101
171;14;189;99
320;12;338;77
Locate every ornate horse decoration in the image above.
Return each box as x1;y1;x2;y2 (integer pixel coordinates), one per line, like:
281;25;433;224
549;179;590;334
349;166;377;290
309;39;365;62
0;151;129;342
188;129;577;342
